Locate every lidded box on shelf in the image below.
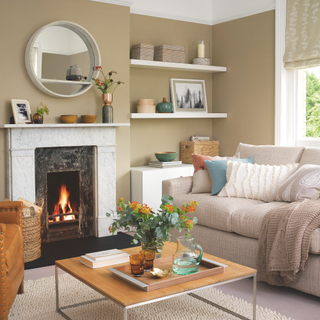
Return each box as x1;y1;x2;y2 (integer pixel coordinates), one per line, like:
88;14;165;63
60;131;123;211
180;141;219;164
131;43;154;61
137;99;156;113
154;45;185;63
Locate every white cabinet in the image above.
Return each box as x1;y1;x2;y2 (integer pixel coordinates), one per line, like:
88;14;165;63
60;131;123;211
130;164;193;210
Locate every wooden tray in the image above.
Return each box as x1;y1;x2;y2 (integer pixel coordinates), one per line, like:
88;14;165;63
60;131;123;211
108;256;227;292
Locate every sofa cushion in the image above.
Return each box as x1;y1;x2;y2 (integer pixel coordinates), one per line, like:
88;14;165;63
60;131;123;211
172;193;263;232
5;224;23;273
235;143;304;165
231;202;286;239
218;162;299;202
298;147;320;167
310;228;320;254
205;157;254;195
191;153;240;194
191;170;212;194
278;164;320;202
231;201;320;254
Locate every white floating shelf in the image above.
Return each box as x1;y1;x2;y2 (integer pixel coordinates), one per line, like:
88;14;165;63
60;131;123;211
40;78;92;85
130;59;227;73
130;113;227;119
1;123;130;129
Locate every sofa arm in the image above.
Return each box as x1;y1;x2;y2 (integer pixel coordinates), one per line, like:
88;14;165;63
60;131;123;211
162;176;193;198
0;201;23;228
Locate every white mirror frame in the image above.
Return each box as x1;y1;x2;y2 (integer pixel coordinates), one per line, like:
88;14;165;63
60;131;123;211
25;21;101;98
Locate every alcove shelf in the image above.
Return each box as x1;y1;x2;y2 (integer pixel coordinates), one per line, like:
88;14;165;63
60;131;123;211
130;113;227;119
130;59;227;73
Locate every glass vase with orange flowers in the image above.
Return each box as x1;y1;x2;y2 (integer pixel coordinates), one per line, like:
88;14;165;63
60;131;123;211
106;195;198;258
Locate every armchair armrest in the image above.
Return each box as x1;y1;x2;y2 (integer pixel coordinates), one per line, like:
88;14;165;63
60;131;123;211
0;201;23;228
162;176;193;198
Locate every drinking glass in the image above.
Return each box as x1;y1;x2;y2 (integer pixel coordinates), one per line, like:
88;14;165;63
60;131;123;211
140;250;155;271
129;253;146;277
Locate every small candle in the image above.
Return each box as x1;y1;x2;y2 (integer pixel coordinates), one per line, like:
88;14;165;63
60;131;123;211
198;41;205;58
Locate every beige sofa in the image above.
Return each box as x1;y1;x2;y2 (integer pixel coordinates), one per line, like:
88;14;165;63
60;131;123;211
163;143;320;297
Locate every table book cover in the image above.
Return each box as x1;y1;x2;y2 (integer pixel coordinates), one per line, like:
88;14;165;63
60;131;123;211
81;249;130;268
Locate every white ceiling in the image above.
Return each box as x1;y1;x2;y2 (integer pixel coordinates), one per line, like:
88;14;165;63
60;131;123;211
211;0;275;25
95;0;276;25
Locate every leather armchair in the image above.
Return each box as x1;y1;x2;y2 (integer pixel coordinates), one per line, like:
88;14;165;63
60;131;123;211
0;201;24;319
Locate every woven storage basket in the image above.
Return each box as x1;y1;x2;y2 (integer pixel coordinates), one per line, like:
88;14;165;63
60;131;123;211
154;45;185;63
132;43;154;61
22;199;43;263
180;141;219;164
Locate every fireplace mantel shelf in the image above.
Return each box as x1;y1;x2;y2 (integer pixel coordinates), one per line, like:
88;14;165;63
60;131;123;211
1;123;129;129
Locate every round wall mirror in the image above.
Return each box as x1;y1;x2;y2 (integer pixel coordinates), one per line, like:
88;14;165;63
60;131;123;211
25;21;101;98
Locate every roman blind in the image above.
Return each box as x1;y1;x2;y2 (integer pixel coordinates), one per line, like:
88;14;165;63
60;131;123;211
283;0;320;69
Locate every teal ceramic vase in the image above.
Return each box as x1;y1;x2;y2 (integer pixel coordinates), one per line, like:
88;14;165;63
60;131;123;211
156;97;173;113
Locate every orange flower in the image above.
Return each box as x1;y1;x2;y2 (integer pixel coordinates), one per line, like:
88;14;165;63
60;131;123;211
118;207;123;213
164;204;174;212
129;201;141;211
139;205;151;215
186;220;194;228
180;206;186;213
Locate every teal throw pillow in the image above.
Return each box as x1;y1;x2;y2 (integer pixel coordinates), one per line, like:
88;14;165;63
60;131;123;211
204;157;254;195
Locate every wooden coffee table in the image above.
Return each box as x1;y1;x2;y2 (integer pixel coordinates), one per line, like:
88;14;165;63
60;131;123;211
55;242;257;320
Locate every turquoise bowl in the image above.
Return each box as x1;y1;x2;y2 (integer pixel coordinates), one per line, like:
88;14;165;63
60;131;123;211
155;152;177;162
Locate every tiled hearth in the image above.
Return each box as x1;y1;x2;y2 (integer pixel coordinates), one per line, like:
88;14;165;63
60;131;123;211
2;123;129;238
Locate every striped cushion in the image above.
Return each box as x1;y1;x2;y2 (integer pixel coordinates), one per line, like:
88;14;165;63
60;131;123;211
218;161;299;202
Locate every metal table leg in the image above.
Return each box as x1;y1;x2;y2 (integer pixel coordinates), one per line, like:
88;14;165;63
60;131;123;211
55;265;107;320
188;273;257;320
253;274;257;320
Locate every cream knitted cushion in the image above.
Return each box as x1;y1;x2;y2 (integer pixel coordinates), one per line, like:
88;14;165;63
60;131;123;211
218;161;299;202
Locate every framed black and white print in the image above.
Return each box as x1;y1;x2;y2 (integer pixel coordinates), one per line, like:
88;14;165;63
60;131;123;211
170;78;207;113
11;99;32;124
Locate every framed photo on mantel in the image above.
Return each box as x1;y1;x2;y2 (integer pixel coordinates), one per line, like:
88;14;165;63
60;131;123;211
11;99;32;124
170;78;207;113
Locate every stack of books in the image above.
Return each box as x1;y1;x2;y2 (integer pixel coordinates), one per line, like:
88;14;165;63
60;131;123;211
191;135;210;142
149;160;183;168
80;249;130;269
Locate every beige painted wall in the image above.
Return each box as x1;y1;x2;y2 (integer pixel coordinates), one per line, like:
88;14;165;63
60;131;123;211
130;11;275;164
0;4;275;204
130;14;216;166
211;11;275;156
0;0;130;201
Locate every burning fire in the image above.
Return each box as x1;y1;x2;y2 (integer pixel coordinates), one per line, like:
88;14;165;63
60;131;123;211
51;184;76;222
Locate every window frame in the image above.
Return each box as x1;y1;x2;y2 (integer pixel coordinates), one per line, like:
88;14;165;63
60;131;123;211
275;0;320;148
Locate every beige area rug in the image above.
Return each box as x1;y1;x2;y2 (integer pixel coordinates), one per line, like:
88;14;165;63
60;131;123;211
10;273;293;320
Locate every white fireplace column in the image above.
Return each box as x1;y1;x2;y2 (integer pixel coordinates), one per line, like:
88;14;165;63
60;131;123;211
2;123;129;238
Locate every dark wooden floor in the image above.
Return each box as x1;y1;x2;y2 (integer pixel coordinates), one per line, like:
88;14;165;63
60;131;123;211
25;232;134;269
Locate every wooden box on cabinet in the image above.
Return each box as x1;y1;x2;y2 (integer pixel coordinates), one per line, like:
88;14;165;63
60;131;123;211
180;140;219;163
131;164;193;210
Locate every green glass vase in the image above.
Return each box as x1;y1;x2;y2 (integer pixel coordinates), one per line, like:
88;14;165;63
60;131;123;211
140;230;163;259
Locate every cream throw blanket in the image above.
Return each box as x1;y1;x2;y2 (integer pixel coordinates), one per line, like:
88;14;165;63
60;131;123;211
257;200;320;286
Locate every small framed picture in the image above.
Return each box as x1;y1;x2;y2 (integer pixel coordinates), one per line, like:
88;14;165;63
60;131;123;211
170;78;207;112
11;99;32;124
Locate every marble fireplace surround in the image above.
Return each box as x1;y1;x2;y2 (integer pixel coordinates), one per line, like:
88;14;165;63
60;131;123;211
2;123;129;238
